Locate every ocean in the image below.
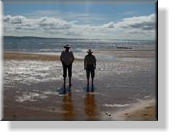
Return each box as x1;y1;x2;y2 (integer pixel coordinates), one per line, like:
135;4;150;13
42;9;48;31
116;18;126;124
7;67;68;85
4;36;155;52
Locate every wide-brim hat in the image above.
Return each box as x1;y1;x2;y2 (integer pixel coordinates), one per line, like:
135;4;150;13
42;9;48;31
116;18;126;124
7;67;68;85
64;44;71;49
87;49;93;53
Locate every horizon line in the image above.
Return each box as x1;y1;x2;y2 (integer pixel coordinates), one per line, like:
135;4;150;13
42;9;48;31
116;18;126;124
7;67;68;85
4;35;155;41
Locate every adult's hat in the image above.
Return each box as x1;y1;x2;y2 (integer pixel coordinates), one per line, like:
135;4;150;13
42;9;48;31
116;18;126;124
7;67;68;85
64;44;71;48
87;49;93;53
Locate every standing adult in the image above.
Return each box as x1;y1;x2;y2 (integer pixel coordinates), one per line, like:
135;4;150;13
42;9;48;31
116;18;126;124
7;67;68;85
60;44;74;91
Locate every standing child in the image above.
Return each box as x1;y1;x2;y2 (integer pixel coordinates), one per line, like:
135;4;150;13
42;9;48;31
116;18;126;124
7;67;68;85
84;49;96;91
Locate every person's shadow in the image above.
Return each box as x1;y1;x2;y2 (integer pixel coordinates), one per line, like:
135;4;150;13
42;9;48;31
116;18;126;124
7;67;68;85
86;84;95;92
84;93;97;120
58;85;70;94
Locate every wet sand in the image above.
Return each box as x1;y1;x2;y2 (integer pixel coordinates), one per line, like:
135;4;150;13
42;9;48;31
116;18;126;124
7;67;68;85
4;52;82;61
4;102;155;121
124;104;156;121
95;49;155;58
109;99;156;121
3;93;155;121
3;50;156;121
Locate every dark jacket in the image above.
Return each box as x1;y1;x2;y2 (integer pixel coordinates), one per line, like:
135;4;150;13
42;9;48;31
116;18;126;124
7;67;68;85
84;54;96;69
60;51;74;65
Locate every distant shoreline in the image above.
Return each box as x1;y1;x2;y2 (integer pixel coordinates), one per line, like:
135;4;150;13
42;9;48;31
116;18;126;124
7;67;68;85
4;50;155;61
4;51;83;61
4;51;60;61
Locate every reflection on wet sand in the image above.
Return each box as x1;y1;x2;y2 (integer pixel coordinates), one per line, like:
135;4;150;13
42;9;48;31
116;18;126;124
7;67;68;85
62;92;74;120
84;93;97;120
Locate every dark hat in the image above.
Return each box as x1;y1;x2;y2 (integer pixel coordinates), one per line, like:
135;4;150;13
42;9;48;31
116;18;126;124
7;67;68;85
64;44;71;49
87;49;93;53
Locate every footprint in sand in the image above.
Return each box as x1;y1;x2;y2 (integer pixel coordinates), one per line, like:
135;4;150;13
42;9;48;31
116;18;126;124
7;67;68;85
143;113;149;116
105;112;112;117
145;106;152;109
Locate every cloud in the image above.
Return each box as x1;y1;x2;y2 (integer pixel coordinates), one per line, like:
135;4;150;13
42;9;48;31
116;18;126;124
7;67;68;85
4;15;25;24
115;14;155;30
102;22;115;28
3;14;155;40
38;17;72;30
24;10;106;25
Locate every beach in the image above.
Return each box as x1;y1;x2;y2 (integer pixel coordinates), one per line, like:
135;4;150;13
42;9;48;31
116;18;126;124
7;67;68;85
3;49;156;121
2;0;157;122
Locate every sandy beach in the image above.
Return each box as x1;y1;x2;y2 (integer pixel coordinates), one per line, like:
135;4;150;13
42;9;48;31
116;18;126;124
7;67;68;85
3;0;157;122
3;50;156;121
4;52;83;61
123;102;156;121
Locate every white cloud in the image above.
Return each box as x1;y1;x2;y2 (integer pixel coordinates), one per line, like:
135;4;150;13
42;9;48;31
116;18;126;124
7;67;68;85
115;14;155;30
3;14;155;40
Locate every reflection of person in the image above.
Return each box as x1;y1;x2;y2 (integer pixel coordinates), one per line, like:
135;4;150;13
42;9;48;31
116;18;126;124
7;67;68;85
62;92;74;120
60;44;74;91
84;49;96;91
84;93;97;120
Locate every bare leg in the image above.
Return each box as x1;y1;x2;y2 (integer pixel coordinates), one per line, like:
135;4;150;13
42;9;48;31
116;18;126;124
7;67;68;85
64;78;66;92
91;69;95;91
91;78;94;91
87;77;89;86
87;77;89;91
69;77;72;87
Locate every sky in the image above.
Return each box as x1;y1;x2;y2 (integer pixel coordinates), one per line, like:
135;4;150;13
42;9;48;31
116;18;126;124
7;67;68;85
3;2;156;40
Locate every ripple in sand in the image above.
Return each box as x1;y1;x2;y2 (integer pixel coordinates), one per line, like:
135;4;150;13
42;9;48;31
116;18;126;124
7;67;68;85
103;103;130;108
15;92;48;102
